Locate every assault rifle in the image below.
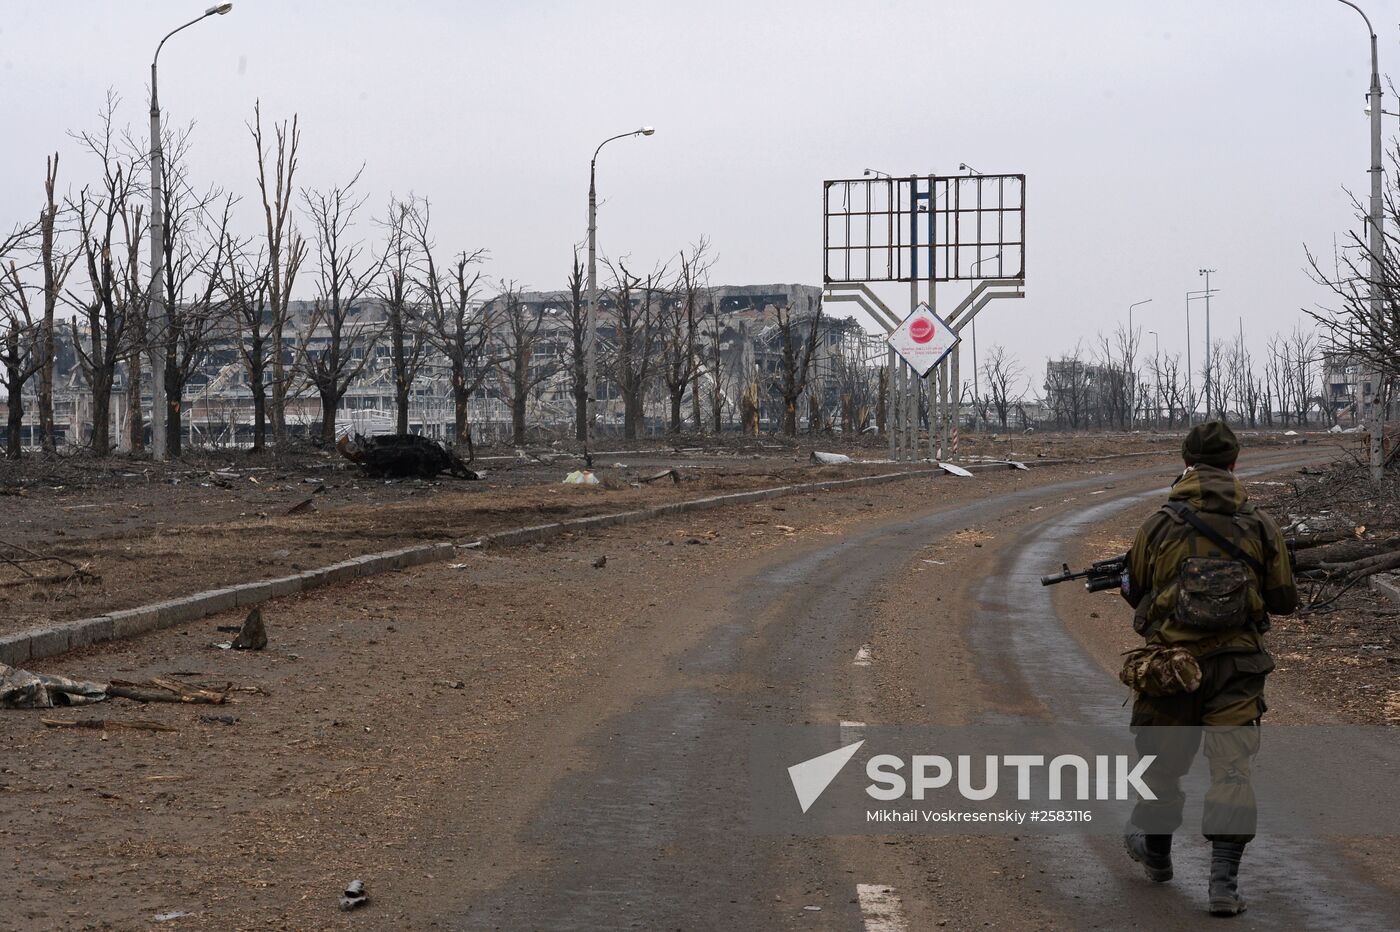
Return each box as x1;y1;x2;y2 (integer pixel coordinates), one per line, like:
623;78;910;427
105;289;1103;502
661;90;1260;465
1040;554;1128;593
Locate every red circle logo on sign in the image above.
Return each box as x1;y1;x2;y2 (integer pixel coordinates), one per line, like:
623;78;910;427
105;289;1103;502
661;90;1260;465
909;317;935;344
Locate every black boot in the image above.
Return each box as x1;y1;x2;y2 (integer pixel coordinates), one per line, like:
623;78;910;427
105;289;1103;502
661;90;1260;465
1124;831;1173;882
1208;842;1247;917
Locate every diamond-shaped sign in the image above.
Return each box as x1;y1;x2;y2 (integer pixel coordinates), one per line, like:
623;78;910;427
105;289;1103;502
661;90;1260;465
887;302;958;377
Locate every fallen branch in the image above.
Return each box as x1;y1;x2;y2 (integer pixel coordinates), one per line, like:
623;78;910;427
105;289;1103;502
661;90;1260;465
107;678;229;705
41;717;178;732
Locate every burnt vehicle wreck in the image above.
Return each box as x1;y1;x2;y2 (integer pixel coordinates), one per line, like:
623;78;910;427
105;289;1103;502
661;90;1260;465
336;433;480;480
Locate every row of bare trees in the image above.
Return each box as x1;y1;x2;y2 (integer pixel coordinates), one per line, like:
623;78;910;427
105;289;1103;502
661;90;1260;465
0;93;844;459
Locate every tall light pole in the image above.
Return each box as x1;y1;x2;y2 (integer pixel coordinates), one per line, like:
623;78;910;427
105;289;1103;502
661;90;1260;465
1185;288;1217;425
1127;299;1151;428
1147;329;1160;429
968;251;1003;414
148;3;233;460
1336;0;1385;481
1198;269;1217;417
586;126;654;454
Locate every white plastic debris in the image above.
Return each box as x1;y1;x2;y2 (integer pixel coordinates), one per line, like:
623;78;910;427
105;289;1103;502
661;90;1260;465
1329;424;1343;433
937;462;974;478
1284;430;1298;436
810;451;853;465
563;470;600;485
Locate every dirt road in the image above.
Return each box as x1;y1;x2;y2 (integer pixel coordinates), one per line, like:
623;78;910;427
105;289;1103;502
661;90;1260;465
6;447;1392;930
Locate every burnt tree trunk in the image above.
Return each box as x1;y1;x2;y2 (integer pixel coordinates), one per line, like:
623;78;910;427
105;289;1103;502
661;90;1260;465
126;352;143;452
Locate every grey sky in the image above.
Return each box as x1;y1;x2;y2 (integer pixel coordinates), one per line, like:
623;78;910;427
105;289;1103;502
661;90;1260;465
2;0;1392;390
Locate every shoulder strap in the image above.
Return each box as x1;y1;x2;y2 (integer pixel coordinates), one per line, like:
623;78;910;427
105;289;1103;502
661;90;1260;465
1163;501;1265;576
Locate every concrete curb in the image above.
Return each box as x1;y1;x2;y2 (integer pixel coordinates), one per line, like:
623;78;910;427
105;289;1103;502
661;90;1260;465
4;453;1131;666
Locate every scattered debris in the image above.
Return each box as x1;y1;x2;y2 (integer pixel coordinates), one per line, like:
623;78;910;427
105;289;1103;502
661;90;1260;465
106;678;229;705
338;433;478;479
199;714;239;726
937;462;974;478
231;608;268;651
153;911;190;922
0;538;100;589
41;717;178;733
339;879;368;911
285;497;316;516
638;468;681;484
436;679;465;690
592;555;607;568
0;665;107;709
563;470;600;485
810;451;853;465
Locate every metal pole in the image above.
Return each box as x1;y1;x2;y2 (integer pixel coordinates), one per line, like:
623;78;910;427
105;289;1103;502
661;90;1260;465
585;126;654;456
586;159;597;451
1337;0;1385;480
147;5;232;460
1366;21;1385;479
1185;294;1193;425
1198;270;1216;417
148;59;166;459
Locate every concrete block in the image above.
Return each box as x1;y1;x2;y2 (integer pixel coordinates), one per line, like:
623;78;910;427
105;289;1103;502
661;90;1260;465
322;561;360;584
0;633;31;667
26;626;70;661
63;616;114;650
188;587;242;616
299;569;330;590
1371;572;1400;607
109;606;161;638
154;599;195;625
262;575;304;599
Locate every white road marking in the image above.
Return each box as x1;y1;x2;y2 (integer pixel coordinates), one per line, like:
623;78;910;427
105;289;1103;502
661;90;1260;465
853;644;874;666
840;720;866;743
856;883;909;932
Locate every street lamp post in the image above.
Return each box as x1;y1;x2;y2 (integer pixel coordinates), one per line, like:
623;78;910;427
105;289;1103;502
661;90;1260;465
148;3;232;460
1127;299;1151;428
1198;269;1217;417
1336;0;1385;481
1147;329;1160;429
1184;288;1218;425
586;126;654;455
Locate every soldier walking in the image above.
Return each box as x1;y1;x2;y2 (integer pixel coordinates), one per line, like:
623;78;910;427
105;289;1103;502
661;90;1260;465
1118;421;1298;917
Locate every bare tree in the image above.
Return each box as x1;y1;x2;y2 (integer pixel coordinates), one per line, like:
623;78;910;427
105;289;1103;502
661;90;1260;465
661;237;712;433
1044;343;1092;429
492;284;555;446
605;260;665;440
0;224;41;458
706;295;728;433
984;344;1023;431
563;247;589;442
65;96;145;454
155;136;233;455
405;201;490;445
298;171;386;445
769;297;822;437
377;196;428;435
222;237;273;450
251;103;307;446
36;154;75;452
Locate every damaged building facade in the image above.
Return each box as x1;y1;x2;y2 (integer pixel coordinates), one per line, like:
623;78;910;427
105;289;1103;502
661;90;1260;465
3;284;888;449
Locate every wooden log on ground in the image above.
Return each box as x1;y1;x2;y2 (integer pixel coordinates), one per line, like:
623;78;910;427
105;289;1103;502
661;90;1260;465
41;717;178;732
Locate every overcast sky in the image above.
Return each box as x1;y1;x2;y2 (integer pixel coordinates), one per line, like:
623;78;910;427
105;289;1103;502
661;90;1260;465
2;0;1393;392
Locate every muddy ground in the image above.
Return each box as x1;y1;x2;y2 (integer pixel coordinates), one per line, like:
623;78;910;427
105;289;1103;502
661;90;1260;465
0;431;1366;931
0;430;1304;637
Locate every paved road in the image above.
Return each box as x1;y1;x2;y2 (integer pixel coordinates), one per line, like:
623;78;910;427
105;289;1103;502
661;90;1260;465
456;453;1397;930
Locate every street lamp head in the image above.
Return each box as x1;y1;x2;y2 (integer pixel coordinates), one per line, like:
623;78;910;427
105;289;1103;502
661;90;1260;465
206;2;233;14
639;126;655;136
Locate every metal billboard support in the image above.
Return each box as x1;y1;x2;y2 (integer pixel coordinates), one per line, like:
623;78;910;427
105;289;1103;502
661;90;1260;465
823;172;1027;462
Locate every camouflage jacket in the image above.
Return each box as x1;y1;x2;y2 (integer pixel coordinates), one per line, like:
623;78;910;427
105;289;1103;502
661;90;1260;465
1122;464;1297;657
